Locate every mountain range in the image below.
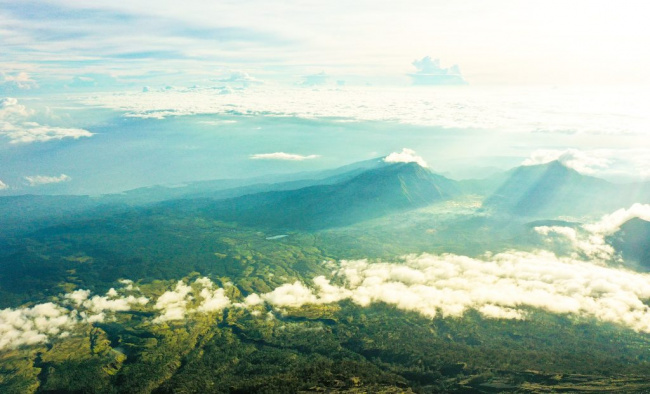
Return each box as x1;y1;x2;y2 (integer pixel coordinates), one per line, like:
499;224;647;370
2;158;650;235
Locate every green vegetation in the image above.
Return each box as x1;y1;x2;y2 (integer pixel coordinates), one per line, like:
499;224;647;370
2;161;650;392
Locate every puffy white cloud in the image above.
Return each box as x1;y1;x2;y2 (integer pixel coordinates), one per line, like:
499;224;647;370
262;281;320;308
197;287;231;312
522;149;611;174
3;123;94;144
0;97;92;144
64;289;91;306
0;97;32;119
250;247;650;332
153;277;230;323
383;148;428;167
585;203;650;235
153;280;194;323
1;282;149;350
409;56;466;85
0;179;8;190
0;72;38;91
0;302;77;350
535;204;650;262
250;152;319;161
220;71;262;87
301;71;328;86
25;174;71;186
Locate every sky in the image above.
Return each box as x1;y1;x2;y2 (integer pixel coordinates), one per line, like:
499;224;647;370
1;0;649;89
1;1;650;195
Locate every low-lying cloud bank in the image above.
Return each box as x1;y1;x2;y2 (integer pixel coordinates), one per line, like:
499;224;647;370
25;173;71;186
0;277;234;350
250;152;319;161
83;86;649;137
0;97;93;144
0;285;149;350
252;205;650;331
5;206;650;350
153;277;230;323
535;203;650;262
258;250;650;331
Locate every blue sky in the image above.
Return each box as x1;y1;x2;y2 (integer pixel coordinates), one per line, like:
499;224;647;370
1;1;650;195
2;0;649;91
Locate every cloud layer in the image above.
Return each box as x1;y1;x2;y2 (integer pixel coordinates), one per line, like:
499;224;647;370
256;250;650;331
535;203;650;262
1;284;149;350
25;174;71;186
153;277;230;323
0;97;93;144
0;72;38;91
522;149;610;175
250;152;319;161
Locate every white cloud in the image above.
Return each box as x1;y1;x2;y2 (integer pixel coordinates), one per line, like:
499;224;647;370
584;203;650;235
409;56;466;85
249;237;650;332
197;287;231;312
0;179;8;190
1;282;149;350
0;98;93;144
383;148;428;167
301;72;329;86
153;280;194;323
84;86;650;139
153;277;230;323
25;174;71;186
522;149;611;174
535;204;650;262
0;302;77;350
220;71;262;87
0;72;38;91
0;97;32;119
250;152;319;161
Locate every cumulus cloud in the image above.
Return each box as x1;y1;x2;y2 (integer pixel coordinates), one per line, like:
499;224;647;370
253;250;650;332
409;56;466;85
250;152;319;161
0;302;77;351
535;204;650;262
153;277;230;323
220;71;262;87
522;149;611;174
0;97;93;144
0;179;8;190
25;174;71;186
301;71;328;86
1;72;38;91
383;148;428;167
584;203;650;235
153;281;194;323
1;282;149;350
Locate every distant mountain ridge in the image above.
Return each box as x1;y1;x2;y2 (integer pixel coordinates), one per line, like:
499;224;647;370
609;218;650;270
190;162;459;230
483;160;650;217
3;158;650;234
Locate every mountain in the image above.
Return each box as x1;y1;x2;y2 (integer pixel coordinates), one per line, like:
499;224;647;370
483;161;643;217
99;157;390;205
609;217;650;270
198;162;461;230
0;158;390;235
